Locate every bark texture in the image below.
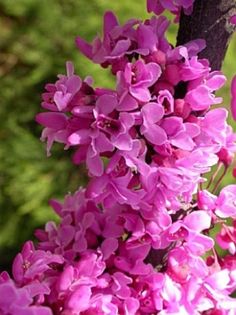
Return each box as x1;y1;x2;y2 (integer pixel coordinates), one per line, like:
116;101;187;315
177;0;236;70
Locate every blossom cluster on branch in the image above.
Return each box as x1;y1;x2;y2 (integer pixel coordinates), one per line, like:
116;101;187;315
1;1;236;314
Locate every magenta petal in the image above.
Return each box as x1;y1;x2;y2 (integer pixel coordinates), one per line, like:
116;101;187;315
230;14;236;25
142;124;167;145
160;0;177;10
35;112;67;130
113;135;132;150
231;75;236;120
188;233;214;254
48;199;63;216
170;131;195;150
72;145;88;164
147;0;164;14
161;117;182;136
12;254;24;284
201;108;228;144
58;266;74;291
206;270;230;291
54;91;72;111
146;0;156;12
58;225;75;246
137;24;157;52
184;122;200;138
95;133;114;152
66;286;91;311
206;72;226;90
117;93;139;111
87;147;104;177
184;211;211;232
145;62;162;86
141;102;164;124
185;85;221;110
92;37;107;63
184;39;206;56
216;185;236;218
96;94;118;115
66;75;82;94
101;238;118;260
103;11;119;36
75;36;93;59
110;39;131;57
68;129;91;145
129;86;151;102
124;297;140;315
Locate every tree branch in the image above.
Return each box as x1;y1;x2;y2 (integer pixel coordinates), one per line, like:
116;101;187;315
177;0;236;71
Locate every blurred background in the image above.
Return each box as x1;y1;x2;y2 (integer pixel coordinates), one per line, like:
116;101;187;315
0;0;235;271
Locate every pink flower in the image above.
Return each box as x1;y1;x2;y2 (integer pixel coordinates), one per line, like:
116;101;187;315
76;11;135;65
147;0;195;18
42;62;82;112
231;75;236;120
118;59;161;103
140;102;167;145
216;223;236;255
35;112;69;156
215;185;236;218
76;12;170;73
18;2;236;314
161;116;199;150
0;279;52;315
185;81;224;111
12;241;64;285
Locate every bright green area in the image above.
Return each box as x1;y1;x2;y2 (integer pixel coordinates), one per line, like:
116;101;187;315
0;0;235;270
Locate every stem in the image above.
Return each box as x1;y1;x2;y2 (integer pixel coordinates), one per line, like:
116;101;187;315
212;165;228;194
206;162;223;190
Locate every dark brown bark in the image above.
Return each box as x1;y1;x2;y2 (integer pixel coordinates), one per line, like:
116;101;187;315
146;0;236;269
177;0;236;71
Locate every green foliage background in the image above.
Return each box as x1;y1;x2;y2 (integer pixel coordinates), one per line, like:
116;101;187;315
0;0;235;271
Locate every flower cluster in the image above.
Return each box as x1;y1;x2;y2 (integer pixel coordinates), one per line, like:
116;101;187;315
36;11;233;211
1;1;236;314
147;0;195;19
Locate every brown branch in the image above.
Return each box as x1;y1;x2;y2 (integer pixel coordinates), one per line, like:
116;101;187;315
177;0;236;71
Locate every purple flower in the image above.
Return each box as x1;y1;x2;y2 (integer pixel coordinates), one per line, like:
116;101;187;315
118;60;161;103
